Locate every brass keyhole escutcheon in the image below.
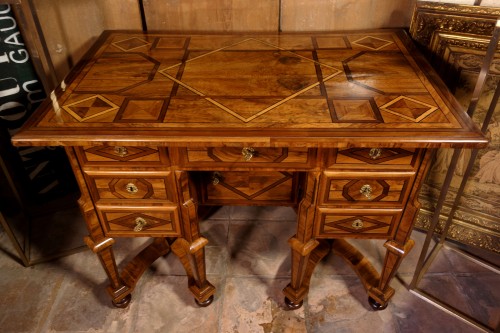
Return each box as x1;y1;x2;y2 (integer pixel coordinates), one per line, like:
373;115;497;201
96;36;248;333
369;148;382;160
114;146;128;157
360;184;373;199
134;217;147;232
352;219;364;230
125;183;139;194
242;147;256;161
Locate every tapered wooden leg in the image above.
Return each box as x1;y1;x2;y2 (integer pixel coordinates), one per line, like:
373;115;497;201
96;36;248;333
283;238;329;309
283;171;322;309
367;239;414;310
171;236;215;305
173;171;215;306
84;236;131;307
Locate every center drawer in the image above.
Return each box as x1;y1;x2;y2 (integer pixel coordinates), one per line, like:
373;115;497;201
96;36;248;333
175;147;316;168
196;171;300;205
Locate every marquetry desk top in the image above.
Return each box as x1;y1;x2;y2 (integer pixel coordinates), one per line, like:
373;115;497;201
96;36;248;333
13;30;487;149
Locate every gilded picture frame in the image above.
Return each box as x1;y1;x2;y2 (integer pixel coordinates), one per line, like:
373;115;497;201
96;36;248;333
415;29;500;253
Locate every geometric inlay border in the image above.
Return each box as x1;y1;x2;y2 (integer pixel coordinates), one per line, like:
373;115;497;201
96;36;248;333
114;98;168;123
207;147;289;163
108;178;154;199
338;148;415;164
330;97;384;123
380;95;438;122
341;179;390;202
62;95;119;122
158;38;343;123
84;146;158;162
106;212;172;232
112;37;151;51
352;36;393;50
323;215;392;233
217;171;293;200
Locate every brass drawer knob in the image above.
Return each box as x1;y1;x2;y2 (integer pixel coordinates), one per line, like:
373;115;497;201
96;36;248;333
212;172;222;185
352;219;364;230
125;182;139;194
114;146;128;157
360;184;373;199
242;147;255;161
133;217;147;232
369;148;382;160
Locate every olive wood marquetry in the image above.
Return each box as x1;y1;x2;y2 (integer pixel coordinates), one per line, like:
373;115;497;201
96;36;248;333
12;30;487;310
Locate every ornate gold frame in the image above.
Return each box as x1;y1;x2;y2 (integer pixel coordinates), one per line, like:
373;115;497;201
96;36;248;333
410;2;500;255
410;1;500;47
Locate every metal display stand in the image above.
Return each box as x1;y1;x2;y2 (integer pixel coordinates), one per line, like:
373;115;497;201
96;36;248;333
409;19;500;333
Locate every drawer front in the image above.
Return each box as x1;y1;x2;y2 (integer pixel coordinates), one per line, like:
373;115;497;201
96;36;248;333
85;172;175;202
319;171;413;206
328;148;419;168
315;208;401;238
178;147;315;168
199;171;298;205
76;145;167;165
97;205;181;237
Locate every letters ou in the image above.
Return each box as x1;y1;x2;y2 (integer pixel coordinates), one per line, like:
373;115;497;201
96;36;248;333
0;78;25;122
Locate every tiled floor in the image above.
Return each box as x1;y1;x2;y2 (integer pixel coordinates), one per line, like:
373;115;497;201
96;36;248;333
0;206;498;333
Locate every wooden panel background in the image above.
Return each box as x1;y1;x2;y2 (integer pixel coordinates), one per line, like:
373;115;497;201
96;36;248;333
32;0;142;82
280;0;416;31
30;0;417;83
143;0;280;32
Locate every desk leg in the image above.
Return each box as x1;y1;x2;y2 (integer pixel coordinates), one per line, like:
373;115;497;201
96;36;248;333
84;235;132;307
366;239;414;310
283;172;323;309
172;171;215;306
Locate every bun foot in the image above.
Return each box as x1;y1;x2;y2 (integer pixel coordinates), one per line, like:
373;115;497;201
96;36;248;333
284;297;303;310
368;296;388;311
112;294;132;308
195;295;214;307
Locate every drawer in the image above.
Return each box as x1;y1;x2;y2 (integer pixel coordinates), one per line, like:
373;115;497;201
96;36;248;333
85;171;175;202
176;147;315;168
314;208;401;239
76;145;167;165
198;171;299;205
327;148;420;169
319;171;413;206
96;204;181;237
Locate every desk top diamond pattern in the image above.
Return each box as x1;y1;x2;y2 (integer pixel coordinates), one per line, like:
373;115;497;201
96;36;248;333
14;31;486;148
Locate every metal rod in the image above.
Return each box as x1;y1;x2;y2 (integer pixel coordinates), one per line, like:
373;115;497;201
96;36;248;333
445;243;500;274
466;20;500;117
409;148;461;289
138;0;147;32
410;289;493;332
437;81;500;244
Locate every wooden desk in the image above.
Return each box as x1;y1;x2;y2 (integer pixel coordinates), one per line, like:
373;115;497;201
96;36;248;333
13;30;487;310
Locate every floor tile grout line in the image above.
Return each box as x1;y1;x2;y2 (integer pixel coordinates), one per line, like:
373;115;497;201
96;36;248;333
126;270;152;333
215;214;233;333
37;274;69;333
